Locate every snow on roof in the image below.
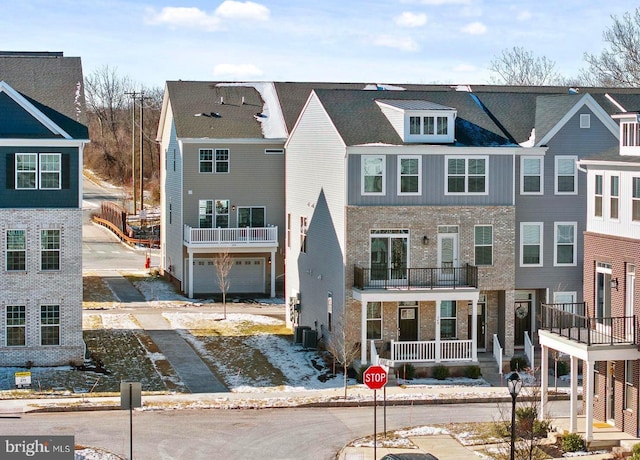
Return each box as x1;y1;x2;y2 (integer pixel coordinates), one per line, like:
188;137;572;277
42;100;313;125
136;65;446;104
376;99;455;111
216;82;288;139
363;83;407;91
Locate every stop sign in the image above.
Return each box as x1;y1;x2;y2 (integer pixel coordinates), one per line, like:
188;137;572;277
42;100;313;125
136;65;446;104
363;365;388;390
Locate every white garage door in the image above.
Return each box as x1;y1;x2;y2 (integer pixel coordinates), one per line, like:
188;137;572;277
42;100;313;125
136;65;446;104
193;257;265;294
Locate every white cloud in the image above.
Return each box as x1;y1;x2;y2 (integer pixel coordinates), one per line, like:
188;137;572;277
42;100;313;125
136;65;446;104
215;1;270;21
461;21;487;35
413;0;471;5
146;1;269;31
146;7;221;31
395;12;428;28
213;63;264;79
517;10;532;21
373;35;419;51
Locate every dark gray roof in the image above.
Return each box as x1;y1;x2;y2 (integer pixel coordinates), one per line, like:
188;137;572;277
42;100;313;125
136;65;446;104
377;99;454;111
534;94;584;143
166;81;266;139
313;89;512;146
0;52;88;138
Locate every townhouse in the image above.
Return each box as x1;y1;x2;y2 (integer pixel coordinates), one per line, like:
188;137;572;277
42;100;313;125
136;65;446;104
0;52;89;366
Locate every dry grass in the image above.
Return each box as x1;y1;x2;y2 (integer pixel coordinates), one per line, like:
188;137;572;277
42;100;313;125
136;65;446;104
83;273;119;309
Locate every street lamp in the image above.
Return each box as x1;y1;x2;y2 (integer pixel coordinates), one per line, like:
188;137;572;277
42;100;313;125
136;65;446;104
507;371;522;460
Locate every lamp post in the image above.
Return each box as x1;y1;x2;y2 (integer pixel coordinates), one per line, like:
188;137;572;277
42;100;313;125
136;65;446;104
507;371;522;460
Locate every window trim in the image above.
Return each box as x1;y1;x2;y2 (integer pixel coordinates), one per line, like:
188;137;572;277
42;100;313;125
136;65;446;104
366;301;382;340
520;222;543;267
445;155;488;195
361;155;386;196
594;174;603;218
6;305;26;347
214;148;230;173
474;225;493;266
300;216;308;254
214;199;229;228
198;148;213;173
580;114;591;129
440;300;457;340
555;156;578;195
39;153;62;190
625;360;634;411
6;229;26;272
633;177;640;222
237;206;266;228
15;153;37;190
40;305;60;346
554;222;577;267
40;229;61;271
397;155;422;196
198;199;213;228
610;175;619;221
520;156;544;195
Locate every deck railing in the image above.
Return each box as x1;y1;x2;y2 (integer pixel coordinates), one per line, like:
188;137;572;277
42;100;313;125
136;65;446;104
184;225;278;245
390;339;473;363
353;264;478;290
540;303;637;346
493;334;503;375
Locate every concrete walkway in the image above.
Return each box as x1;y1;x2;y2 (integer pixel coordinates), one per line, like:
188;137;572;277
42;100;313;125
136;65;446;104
103;273;146;303
134;312;228;393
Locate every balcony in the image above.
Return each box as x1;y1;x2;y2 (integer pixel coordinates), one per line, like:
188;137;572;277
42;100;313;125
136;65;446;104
353;264;478;290
184;225;278;249
539;303;637;346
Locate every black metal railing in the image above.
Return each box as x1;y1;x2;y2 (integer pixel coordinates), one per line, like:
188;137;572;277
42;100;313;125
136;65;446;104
540;303;636;346
353;264;478;290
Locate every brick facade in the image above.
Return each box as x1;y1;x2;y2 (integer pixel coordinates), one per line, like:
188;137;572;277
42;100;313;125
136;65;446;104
0;209;84;366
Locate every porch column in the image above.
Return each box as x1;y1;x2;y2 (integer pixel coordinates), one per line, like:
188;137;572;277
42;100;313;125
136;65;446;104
188;250;194;298
540;344;548;421
360;301;367;363
270;250;276;298
570;355;579;433
435;300;441;362
471;298;478;362
584;360;595;443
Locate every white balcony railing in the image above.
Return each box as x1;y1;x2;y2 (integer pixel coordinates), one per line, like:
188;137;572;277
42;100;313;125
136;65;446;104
493;334;503;376
184;225;278;246
390;339;473;363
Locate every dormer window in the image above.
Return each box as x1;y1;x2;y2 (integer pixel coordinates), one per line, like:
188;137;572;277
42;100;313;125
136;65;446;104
613;113;640;155
376;99;456;144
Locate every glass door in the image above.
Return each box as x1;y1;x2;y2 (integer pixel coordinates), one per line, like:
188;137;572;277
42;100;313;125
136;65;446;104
370;230;408;285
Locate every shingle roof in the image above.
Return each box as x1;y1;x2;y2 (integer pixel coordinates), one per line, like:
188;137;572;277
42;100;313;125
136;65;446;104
313;89;513;146
0;52;88;139
377;99;454;111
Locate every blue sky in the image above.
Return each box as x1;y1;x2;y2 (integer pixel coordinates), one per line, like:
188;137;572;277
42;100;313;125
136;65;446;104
4;1;639;89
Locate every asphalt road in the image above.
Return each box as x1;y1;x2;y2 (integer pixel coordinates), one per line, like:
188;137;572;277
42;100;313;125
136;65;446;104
0;401;571;460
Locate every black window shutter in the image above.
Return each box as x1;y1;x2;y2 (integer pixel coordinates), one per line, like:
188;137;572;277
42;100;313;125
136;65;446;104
6;153;14;189
62;154;70;189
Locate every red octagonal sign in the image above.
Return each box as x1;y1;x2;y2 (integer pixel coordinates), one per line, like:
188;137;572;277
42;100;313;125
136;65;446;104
363;365;388;390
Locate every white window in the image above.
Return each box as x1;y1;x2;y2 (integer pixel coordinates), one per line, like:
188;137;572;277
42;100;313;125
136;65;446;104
6;305;25;346
440;301;457;339
362;155;385;195
238;207;265;227
520;223;543;266
41;305;60;346
198;149;213;173
610;175;619;220
15;153;61;190
555;156;577;194
215;149;230;173
594;174;603;218
199;148;229;173
6;229;26;271
397;155;421;195
214;200;229;228
474;225;493;266
300;216;308;253
625;360;634;411
633;177;640;222
580;114;591;129
554;222;576;266
446;156;487;194
521;156;543;194
553;291;577;313
198;200;213;228
39;153;61;189
15;153;37;189
40;229;60;271
366;301;382;340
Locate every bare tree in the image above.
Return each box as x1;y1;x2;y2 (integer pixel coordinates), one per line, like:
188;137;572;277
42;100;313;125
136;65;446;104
324;308;360;399
583;7;640;87
214;251;233;319
489;47;562;86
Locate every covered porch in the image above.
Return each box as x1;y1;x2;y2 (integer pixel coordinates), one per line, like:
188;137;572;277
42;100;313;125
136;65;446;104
353;288;480;365
538;303;640;443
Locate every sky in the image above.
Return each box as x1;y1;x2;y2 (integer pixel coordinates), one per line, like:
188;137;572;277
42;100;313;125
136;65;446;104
3;1;640;89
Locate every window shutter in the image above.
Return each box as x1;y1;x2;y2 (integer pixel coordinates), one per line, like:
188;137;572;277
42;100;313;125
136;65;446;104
6;153;14;189
62;154;70;189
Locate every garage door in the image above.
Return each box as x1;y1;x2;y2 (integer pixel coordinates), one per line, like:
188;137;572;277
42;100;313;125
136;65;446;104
193;257;265;294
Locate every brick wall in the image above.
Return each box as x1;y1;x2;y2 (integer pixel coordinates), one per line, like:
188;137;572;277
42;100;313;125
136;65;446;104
0;209;84;366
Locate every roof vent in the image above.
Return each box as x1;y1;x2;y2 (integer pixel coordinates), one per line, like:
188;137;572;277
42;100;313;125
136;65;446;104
242;96;245;105
220;96;224;104
568;88;579;94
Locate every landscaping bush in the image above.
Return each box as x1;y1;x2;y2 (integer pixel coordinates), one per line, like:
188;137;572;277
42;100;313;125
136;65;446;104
356;365;368;384
510;356;529;371
555;360;569;377
631;442;640;460
516;406;551;437
398;363;415;380
465;365;482;379
432;365;449;380
561;432;586;452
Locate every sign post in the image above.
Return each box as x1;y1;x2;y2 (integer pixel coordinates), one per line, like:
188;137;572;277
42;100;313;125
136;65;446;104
363;365;388;459
121;382;142;460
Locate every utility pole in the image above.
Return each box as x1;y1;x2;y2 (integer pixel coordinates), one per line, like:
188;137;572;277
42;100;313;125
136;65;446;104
125;91;138;214
139;91;144;214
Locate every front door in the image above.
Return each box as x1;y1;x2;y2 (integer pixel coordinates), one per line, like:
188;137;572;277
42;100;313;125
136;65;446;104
608;361;616;422
398;306;418;341
468;296;486;351
514;291;534;348
437;231;458;282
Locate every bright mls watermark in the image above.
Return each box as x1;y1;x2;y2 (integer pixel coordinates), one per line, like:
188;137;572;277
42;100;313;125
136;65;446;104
0;436;73;459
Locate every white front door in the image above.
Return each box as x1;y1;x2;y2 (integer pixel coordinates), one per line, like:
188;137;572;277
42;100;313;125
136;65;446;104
438;233;458;282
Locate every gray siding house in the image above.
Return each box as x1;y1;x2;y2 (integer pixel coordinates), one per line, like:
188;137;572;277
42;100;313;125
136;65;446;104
0;52;89;366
